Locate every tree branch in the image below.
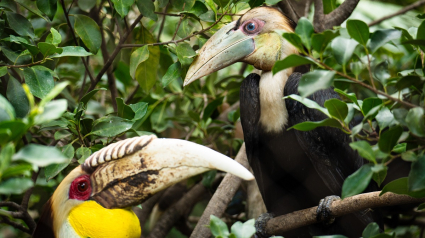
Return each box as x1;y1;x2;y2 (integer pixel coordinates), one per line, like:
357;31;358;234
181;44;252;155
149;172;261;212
368;0;425;27
265;192;425;236
277;0;300;23
189;144;249;238
313;0;360;32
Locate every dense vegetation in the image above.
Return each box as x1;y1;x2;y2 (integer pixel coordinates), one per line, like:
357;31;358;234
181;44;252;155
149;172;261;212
1;0;425;237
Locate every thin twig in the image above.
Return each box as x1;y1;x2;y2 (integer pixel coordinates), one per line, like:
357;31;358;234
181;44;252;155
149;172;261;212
172;15;185;41
21;171;40;210
60;0;95;83
125;84;140;104
157;4;169;42
0;59;45;68
369;0;425;27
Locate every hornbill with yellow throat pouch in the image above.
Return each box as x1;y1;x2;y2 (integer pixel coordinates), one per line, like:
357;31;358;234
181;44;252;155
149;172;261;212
32;135;253;238
184;6;380;237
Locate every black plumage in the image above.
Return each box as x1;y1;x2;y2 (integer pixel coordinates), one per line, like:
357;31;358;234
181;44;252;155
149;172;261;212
240;72;378;237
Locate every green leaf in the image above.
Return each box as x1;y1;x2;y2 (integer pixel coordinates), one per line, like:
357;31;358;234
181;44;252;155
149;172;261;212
162;62;182;87
37;0;57;20
158;0;169;8
78;0;97;12
312;30;338;54
331;37;358;66
295;17;314;50
44;144;74;180
38;42;63;57
5;12;35;38
401;151;417;162
289;118;342;131
272;54;316;75
91;116;134;137
0;121;27;145
50;46;93;58
0;143;14;178
7;77;29;118
39;81;70;107
13;144;68;167
209;215;230;237
346;20;369;46
362;98;382;116
362;222;380;238
405;107;425;137
231;219;256;238
46;28;62;46
176;43;196;66
23;66;55;99
341;164;373;199
135;46;160;92
378;126;403;153
418;203;425;210
349;141;376;163
0;66;7;77
368;29;401;54
2;164;33;179
76;147;92;164
334;88;359;106
150;103;172;133
372;164;387;187
248;0;265;8
373;61;390;86
136;0;157;20
283;33;305;53
408;155;425;193
80;88;107;107
35;99;68;124
213;0;230;8
395;75;423;90
116;98;135;120
0;178;33;195
203;97;224;121
0;92;16;122
323;0;336;14
188;1;208;16
15;0;49;21
112;0;135;17
284;94;330;117
375;107;396;130
130;46;149;78
380;177;409;196
73;14;102;54
129;102;148;121
324;99;348;121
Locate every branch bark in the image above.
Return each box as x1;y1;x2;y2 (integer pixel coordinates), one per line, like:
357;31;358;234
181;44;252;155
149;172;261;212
368;0;425;27
265;192;425;236
189;144;249;238
313;0;360;32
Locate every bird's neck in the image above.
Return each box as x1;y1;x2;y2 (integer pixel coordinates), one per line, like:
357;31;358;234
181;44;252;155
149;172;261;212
258;40;296;133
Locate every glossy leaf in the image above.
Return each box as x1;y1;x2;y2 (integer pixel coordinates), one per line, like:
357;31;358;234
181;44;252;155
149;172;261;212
405;107;425;137
5;12;35;38
298;70;335;97
295;17;314;50
312;30;338;54
77;147;92;164
378;126;402;153
91;116;134;137
78;0;97;12
289;118;342;131
38;42;63;57
129;102;148;121
13;144;68;167
380;177;409;196
231;219;256;238
37;0;57;20
362;98;382;116
0;67;7;77
209;215;230;237
346;20;369;46
46;28;62;46
23;66;55;99
150;103;172;133
372;164;387;187
176;43;196;66
80;88;107;107
112;0;135;17
375;107;396;130
401;151;417;162
283;32;305;54
73;14;102;54
285;94;330;117
331;37;358;66
349;141;376;163
135;46;160;92
0;143;14;177
6;77;29;118
342;164;373;199
34;99;68;125
272;54;316;75
0;178;33;194
324;99;348;121
50;46;93;58
162;62;182;87
130;45;149;78
408;155;425;193
368;29;401;54
44;144;74;180
334;88;359;106
136;0;157;20
362;222;380;238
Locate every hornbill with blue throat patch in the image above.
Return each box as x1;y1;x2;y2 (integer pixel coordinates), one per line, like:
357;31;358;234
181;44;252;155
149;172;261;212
184;6;380;237
32;135;253;238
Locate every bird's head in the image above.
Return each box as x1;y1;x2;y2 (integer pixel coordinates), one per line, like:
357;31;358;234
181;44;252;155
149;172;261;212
184;6;298;86
34;135;253;238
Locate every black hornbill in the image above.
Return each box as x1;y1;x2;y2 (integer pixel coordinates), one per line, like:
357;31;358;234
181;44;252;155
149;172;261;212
32;135;253;237
184;7;379;237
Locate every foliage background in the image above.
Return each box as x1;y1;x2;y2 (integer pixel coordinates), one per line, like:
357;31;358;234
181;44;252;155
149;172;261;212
1;0;425;237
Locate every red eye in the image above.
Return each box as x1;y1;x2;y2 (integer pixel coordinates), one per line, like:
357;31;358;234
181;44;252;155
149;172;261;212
69;175;92;201
241;19;264;35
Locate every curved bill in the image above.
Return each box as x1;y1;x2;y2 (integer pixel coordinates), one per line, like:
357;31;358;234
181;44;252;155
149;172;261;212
84;135;254;208
183;21;255;86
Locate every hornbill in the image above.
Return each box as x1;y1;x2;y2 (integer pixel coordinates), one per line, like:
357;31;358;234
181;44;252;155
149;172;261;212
184;7;379;237
32;135;253;238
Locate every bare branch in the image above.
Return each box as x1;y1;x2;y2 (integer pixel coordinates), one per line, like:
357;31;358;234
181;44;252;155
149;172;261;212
369;0;425;27
278;0;300;23
0;216;31;234
157;4;170;42
189;144;249;238
313;0;360;32
265;192;425;236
